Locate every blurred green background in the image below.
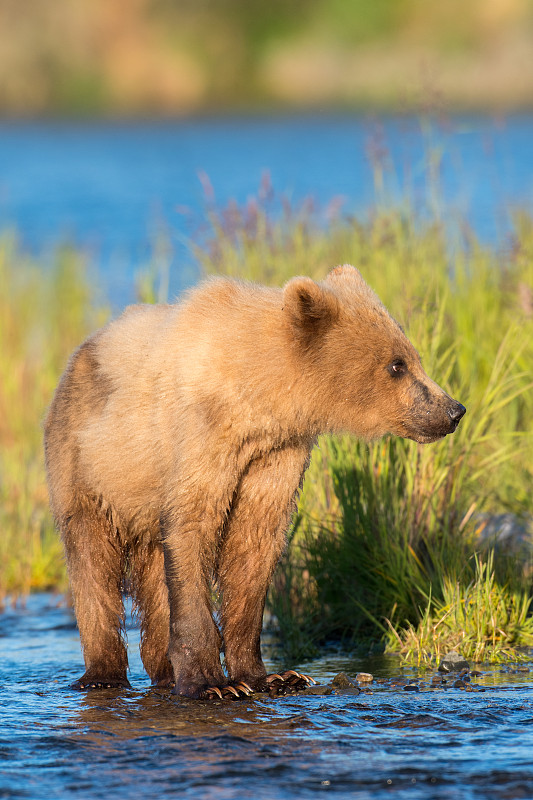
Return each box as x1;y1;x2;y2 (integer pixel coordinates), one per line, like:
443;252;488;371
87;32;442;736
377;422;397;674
1;0;532;115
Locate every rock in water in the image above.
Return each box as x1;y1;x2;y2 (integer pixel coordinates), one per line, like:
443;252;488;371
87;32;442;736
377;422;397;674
331;672;358;689
438;651;470;673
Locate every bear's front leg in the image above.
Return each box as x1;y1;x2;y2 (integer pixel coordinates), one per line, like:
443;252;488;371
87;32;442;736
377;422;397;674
161;487;229;698
218;445;314;694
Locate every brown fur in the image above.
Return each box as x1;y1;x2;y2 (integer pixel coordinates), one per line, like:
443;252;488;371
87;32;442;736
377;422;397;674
44;265;465;696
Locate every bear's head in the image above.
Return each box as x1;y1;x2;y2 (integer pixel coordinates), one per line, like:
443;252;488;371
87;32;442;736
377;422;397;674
282;265;465;443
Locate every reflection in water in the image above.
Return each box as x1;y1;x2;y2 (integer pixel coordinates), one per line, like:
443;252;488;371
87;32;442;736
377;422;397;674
2;594;533;799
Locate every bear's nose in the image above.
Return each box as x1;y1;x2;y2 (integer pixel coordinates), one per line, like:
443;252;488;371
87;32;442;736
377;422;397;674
448;403;466;422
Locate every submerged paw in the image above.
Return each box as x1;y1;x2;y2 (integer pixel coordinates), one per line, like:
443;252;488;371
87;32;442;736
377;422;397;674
71;676;131;691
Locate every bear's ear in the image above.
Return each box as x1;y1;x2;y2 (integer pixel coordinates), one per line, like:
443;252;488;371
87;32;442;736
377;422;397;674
283;277;339;344
324;264;363;285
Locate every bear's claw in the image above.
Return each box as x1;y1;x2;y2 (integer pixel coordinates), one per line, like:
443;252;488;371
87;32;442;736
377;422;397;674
266;670;316;693
205;681;253;700
204;671;316;699
205;686;223;699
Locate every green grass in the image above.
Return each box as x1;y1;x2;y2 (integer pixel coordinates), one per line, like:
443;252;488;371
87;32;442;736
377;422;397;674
386;552;533;665
0;233;108;606
1;192;532;666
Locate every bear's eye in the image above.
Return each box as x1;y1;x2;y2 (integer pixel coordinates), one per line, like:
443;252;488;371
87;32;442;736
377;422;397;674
388;359;407;377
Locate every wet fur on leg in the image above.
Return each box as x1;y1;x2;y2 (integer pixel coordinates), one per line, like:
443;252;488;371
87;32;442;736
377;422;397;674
129;538;174;686
218;445;311;689
62;501;130;688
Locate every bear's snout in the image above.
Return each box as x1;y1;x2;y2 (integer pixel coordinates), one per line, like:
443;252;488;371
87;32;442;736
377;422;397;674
419;394;466;441
397;384;466;444
447;401;466;429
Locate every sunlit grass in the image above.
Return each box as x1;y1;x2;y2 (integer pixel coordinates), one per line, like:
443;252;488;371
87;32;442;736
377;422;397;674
0;233;108;606
386;552;533;665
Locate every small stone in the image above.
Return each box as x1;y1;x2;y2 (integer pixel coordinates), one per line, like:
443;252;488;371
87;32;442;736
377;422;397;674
331;672;358;689
403;683;420;692
356;672;373;684
300;684;334;696
470;670;482;677
452;679;467;689
438;651;470;673
390;677;409;687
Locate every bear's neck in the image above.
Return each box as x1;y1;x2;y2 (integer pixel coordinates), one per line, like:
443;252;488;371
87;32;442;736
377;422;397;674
213;308;329;444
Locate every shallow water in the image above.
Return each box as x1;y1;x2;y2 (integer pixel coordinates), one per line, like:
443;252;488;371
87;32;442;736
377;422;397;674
1;595;533;799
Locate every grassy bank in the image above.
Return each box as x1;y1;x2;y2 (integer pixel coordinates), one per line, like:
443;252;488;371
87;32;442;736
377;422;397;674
1;201;532;665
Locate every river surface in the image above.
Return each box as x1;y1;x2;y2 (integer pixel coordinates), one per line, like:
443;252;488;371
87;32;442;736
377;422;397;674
1;594;533;799
1;114;533;303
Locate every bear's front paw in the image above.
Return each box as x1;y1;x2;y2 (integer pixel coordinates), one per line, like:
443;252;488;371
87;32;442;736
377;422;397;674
265;670;316;694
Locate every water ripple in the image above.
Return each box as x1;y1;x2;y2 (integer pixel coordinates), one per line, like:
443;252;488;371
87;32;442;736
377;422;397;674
2;594;533;799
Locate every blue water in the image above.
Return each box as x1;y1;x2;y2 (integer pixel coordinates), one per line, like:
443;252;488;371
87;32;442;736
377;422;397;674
2;595;533;800
1;115;533;303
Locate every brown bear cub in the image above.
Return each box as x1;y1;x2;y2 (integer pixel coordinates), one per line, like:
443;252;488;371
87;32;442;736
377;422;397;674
45;265;465;698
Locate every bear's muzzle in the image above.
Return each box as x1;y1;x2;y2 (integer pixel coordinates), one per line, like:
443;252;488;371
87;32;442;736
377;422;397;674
447;401;466;430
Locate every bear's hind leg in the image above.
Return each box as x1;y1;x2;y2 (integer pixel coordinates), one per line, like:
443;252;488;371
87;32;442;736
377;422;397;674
129;540;174;687
218;445;313;694
62;502;130;690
